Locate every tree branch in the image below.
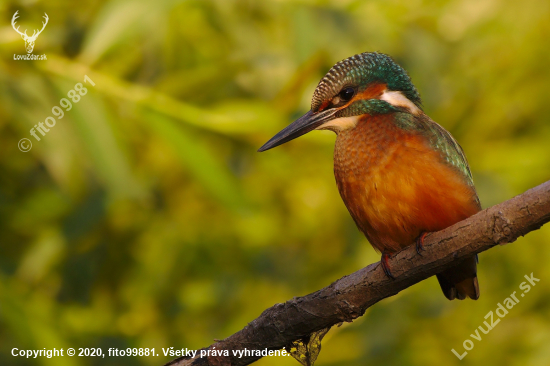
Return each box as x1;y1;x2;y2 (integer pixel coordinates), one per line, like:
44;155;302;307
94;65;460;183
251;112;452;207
165;180;550;366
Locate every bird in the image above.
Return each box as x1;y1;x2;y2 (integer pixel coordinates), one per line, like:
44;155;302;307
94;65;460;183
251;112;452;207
258;52;480;300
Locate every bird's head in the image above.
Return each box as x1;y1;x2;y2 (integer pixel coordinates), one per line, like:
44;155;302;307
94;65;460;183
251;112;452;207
258;52;422;152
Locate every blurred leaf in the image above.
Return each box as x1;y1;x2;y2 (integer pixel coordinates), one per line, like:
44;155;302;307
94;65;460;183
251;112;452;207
143;110;244;209
286;327;331;366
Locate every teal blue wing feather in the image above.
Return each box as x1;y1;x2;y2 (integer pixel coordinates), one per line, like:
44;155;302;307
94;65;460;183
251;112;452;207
393;112;480;207
422;117;481;208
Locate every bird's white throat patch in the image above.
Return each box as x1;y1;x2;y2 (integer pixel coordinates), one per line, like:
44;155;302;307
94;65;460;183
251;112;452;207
316;115;359;133
380;90;421;115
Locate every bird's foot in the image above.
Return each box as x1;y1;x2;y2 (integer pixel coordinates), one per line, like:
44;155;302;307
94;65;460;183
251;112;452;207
415;232;428;256
381;252;395;280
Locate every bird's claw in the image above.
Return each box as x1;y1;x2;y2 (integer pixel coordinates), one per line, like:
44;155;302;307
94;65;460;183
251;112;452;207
381;252;395;280
415;232;428;256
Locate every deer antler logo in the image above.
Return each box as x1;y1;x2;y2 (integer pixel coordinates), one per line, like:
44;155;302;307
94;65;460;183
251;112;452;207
12;10;49;54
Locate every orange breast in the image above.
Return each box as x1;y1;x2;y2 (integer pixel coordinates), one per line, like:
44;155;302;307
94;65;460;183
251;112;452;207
334;114;480;253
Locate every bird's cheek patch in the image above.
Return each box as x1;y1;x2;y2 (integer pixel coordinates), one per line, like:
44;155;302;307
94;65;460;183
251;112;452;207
355;83;387;101
379;90;421;115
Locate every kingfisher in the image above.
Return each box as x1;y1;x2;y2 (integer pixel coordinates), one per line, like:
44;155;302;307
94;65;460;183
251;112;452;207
259;52;480;300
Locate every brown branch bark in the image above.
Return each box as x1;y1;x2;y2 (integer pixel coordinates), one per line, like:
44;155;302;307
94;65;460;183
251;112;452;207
165;180;550;366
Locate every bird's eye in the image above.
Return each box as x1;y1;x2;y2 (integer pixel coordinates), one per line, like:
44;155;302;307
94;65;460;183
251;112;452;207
339;87;355;102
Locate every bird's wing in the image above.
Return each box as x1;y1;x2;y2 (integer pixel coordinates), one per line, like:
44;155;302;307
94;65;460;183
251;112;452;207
421;116;481;207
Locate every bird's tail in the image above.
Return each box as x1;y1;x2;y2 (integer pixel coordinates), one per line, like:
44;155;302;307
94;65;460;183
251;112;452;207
436;255;480;300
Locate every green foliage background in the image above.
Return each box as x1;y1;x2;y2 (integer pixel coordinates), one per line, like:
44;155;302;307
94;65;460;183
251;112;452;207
1;0;550;365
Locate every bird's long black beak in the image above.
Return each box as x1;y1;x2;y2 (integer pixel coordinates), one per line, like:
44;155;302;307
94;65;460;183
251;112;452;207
258;109;337;152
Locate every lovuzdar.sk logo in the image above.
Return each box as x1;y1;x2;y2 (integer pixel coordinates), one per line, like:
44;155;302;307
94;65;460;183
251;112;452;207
12;10;48;60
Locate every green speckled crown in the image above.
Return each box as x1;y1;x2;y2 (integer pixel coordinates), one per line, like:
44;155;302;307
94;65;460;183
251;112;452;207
311;52;422;111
